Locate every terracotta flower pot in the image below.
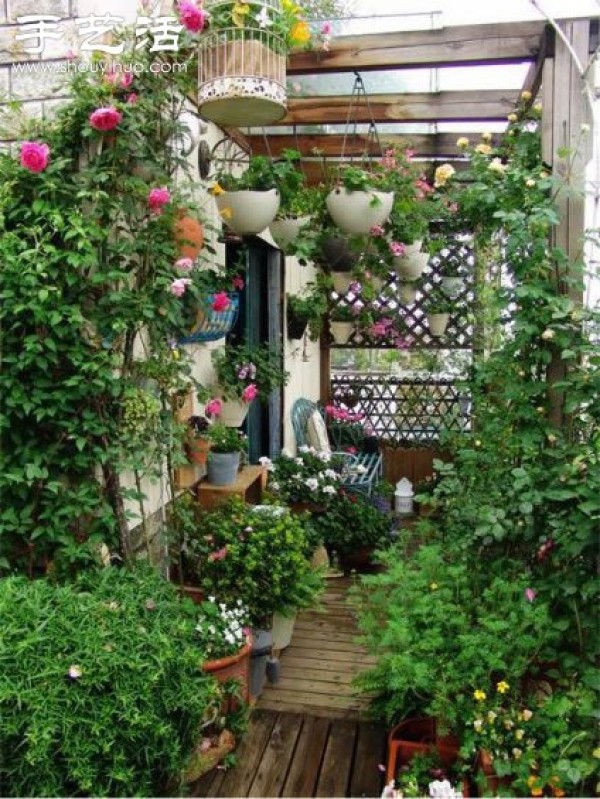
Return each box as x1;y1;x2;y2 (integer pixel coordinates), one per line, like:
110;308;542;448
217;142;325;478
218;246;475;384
186;436;211;465
477;749;512;795
174;211;204;260
386;717;461;785
202;641;251;705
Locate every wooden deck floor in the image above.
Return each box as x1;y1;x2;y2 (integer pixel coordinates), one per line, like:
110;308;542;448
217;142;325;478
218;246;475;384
192;577;386;798
259;576;376;719
192;709;386;798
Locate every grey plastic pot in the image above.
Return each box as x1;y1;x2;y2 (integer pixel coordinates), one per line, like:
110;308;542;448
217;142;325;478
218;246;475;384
206;451;240;486
250;627;273;699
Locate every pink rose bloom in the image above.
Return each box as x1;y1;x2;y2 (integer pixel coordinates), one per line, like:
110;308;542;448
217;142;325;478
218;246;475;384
321;21;332;35
242;383;258;403
126;93;138;105
524;588;537;602
175;257;194;272
231;275;245;290
121;71;134;88
20;141;50;173
208;546;228;562
370;224;384;237
148;186;171;214
177;0;208;32
389;241;406;257
169;277;191;297
89;106;123;132
205;398;223;417
211;292;230;312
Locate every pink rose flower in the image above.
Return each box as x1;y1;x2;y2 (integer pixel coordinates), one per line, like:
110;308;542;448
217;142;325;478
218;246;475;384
169;278;191;297
148;186;171;215
208;546;228;562
175;257;194;272
211;292;230;312
524;588;537;602
232;275;245;290
89;106;123;132
389;241;406;257
121;71;134;88
177;0;208;32
241;383;258;403
369;224;384;237
321;21;332;35
20;141;50;173
126;93;138;105
204;398;223;417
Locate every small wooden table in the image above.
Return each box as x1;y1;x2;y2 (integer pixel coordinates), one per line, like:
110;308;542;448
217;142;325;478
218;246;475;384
197;465;267;510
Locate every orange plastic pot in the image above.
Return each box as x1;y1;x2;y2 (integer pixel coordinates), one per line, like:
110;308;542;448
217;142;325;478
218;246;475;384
385;717;461;784
175;211;204;260
202;641;251;706
186;436;211;465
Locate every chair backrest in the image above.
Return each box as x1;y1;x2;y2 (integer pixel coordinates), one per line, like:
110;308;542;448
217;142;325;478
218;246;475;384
291;398;320;449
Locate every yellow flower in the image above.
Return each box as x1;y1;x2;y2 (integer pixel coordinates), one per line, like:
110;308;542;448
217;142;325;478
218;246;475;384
473;718;483;731
456;136;469;149
231;2;250;28
520;709;533;721
539;170;549;179
433;163;455;187
283;0;301;12
496;680;510;693
209;182;225;196
475;143;492;155
593;747;600;759
487;710;497;723
290;20;311;45
481;131;492;142
430;582;439;590
521;90;532;101
534;102;543;112
512;747;522;759
474;689;487;702
507;112;518;122
488;158;508;174
515;729;524;741
525;178;536;188
219;206;233;220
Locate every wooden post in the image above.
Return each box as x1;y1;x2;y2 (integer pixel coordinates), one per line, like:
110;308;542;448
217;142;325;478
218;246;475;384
540;20;592;429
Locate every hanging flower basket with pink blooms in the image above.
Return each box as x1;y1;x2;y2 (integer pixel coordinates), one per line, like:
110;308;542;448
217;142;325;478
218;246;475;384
178;292;239;345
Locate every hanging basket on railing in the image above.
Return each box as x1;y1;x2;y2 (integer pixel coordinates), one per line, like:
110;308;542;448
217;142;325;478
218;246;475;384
179;293;239;345
198;0;287;127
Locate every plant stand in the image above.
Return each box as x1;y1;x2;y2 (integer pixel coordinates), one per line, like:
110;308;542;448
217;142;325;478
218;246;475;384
197;465;267;510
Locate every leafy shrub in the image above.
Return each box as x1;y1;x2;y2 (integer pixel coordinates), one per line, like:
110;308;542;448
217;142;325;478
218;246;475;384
0;566;221;797
311;488;392;554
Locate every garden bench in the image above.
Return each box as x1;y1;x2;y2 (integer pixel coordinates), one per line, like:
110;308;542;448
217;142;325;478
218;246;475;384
291;398;383;496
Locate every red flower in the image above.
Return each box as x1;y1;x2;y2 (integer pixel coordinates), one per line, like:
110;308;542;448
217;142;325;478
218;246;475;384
89;106;122;131
148;187;171;215
20;141;50;173
232;276;245;290
211;292;230;312
242;383;258;403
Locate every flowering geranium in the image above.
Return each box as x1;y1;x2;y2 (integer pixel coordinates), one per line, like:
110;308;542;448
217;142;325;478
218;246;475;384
212;343;288;402
195;597;249;660
19;141;50;173
170;277;191;297
89;106;123;131
268;446;345;505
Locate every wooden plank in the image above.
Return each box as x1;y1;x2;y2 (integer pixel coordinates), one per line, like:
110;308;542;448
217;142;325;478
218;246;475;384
288;22;545;74
281;716;331;798
280;666;357;685
521;25;553;100
215;709;278;798
281;655;367;675
274;676;361;696
277;90;515;126
260;698;363;720
315;720;358;797
292;624;359;643
247;713;304;797
289;636;367;653
349;721;387;798
260;688;367;711
284;645;376;664
191;765;227;797
247;132;498;158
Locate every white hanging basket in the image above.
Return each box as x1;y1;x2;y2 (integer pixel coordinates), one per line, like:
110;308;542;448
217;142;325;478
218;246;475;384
330;321;354;344
392;241;429;281
215;189;280;235
427;313;450;337
269;216;310;250
331;272;354;294
198;3;287;127
440;277;465;298
218;398;252;427
399;283;418;304
326;189;394;235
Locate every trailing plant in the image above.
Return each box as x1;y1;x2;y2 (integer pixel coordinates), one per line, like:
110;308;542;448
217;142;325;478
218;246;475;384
287;282;328;340
0;564;223;797
211;343;289;402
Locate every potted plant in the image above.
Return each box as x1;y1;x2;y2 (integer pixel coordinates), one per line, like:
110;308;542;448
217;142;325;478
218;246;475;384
211;155;283;236
205;422;247;485
211;343;289;426
318;226;360;279
385;730;464;797
185;414;212;465
399;280;421;305
175;266;242;345
329;304;356;345
286;283;328;341
424;288;453;337
268;150;324;252
267;446;346;513
310;488;392;571
436;239;468;298
326;162;395;234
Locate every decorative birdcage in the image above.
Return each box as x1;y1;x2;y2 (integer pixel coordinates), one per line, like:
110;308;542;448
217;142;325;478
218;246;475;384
198;0;287;127
179;293;240;345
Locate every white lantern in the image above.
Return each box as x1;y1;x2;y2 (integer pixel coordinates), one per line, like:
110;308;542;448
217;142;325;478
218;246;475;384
394;478;414;516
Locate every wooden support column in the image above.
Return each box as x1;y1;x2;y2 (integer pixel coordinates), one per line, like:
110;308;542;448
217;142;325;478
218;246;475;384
541;20;592;429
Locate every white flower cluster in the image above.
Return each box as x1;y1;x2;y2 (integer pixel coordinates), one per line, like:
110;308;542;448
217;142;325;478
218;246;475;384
196;597;248;656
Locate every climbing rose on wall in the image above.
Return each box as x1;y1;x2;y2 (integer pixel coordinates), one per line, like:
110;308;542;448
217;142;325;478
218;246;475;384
241;384;258;403
89;106;123;131
148;187;171;215
177;0;208;32
19;141;50;173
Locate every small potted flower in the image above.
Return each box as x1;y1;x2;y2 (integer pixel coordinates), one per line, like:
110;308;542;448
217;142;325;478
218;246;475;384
423;287;453;337
268;446;345;513
329;304;356;345
185;414;212;465
211;343;289;427
268;150;325;252
205;422;247;485
286;282;328;341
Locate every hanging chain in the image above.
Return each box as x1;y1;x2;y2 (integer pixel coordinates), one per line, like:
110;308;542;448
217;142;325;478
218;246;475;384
338;71;384;179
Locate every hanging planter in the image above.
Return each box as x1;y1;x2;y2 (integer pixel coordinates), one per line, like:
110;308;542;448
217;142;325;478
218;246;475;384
197;0;288;127
320;235;358;272
392;241;429;281
331;272;354;294
427;312;450;337
174;210;204;260
217;397;252;427
330;321;354;345
215;189;280;236
440;276;465;298
326;188;394;235
287;310;309;340
178;293;239;345
269;215;310;251
399;282;419;304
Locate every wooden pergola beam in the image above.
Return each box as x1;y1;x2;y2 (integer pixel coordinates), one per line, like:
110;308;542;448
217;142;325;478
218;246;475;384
288;21;545;74
275;90;516;126
247;132;502;158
